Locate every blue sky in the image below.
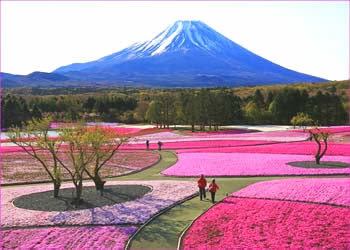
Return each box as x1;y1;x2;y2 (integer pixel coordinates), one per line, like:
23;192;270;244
1;1;349;80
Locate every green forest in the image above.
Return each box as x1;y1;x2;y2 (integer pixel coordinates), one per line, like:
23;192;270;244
2;80;348;130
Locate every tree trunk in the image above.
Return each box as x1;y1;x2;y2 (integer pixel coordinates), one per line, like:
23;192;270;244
191;124;194;132
53;181;61;198
73;180;83;205
316;156;321;165
93;176;106;196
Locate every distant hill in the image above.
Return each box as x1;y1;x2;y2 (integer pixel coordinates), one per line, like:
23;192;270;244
1;72;81;88
233;80;349;98
2;20;327;88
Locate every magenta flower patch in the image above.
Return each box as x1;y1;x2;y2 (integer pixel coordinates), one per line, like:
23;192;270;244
121;140;274;150
161;153;350;176
182;198;350;249
177;141;350;155
233;178;350;206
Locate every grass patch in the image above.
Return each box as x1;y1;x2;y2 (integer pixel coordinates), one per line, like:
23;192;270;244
288;161;349;169
13;185;151;212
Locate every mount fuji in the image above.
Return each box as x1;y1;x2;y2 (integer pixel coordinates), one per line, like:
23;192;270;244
3;20;326;87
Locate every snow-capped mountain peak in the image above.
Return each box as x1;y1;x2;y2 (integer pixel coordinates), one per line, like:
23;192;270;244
53;20;326;87
113;20;232;58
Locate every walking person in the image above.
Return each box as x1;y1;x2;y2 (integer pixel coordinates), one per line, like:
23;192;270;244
209;179;219;204
146;140;150;150
197;174;207;201
158;141;163;151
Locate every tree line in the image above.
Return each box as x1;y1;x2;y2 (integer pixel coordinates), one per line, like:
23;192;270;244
1;87;348;130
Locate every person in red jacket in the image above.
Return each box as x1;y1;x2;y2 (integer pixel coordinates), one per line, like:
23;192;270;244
209;179;219;204
197;174;207;201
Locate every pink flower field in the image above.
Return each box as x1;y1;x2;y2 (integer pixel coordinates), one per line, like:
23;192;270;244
293;126;350;133
161;153;350;176
182;198;350;249
1;226;137;250
121;140;276;150
233;178;350;206
133;130;308;142
185;129;256;136
1;180;197;228
100;126;142;135
176;141;350;156
1;151;160;184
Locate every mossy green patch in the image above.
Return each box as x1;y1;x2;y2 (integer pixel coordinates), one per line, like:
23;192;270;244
13;185;151;212
288;161;349;169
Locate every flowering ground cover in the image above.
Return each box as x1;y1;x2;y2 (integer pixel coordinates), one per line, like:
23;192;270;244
0;146;33;153
131;130;308;143
293;126;350;134
190;130;309;142
135;131;187;139
100;126;142;135
1;151;160;184
162;153;350;177
184;129;257;136
233;178;350;207
177;141;350;156
330;132;350;143
121;140;277;150
50;122;121;128
50;122;78;129
1;180;197;227
182;197;350;249
1;225;137;250
130;128;172;136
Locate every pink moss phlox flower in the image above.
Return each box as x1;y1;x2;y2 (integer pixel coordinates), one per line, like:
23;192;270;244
2;225;137;249
99;127;142;135
182;198;350;249
161;153;350;177
132;130;308;143
1;181;197;227
121;140;274;150
233;178;350;206
293;126;350;133
176;142;350;156
188;129;253;135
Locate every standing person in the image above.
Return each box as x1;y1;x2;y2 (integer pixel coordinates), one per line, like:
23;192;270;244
209;179;219;204
197;174;207;201
146;140;150;150
158;141;163;151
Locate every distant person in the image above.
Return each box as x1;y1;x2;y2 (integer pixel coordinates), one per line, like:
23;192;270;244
209;179;219;204
158;141;163;151
146;140;150;150
197;174;207;201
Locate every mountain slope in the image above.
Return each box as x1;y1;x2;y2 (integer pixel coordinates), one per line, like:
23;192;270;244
2;20;327;88
54;20;326;86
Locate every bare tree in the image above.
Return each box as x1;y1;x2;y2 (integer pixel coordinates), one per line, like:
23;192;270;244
82;126;129;195
8;117;63;198
56;125;98;204
307;127;331;164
